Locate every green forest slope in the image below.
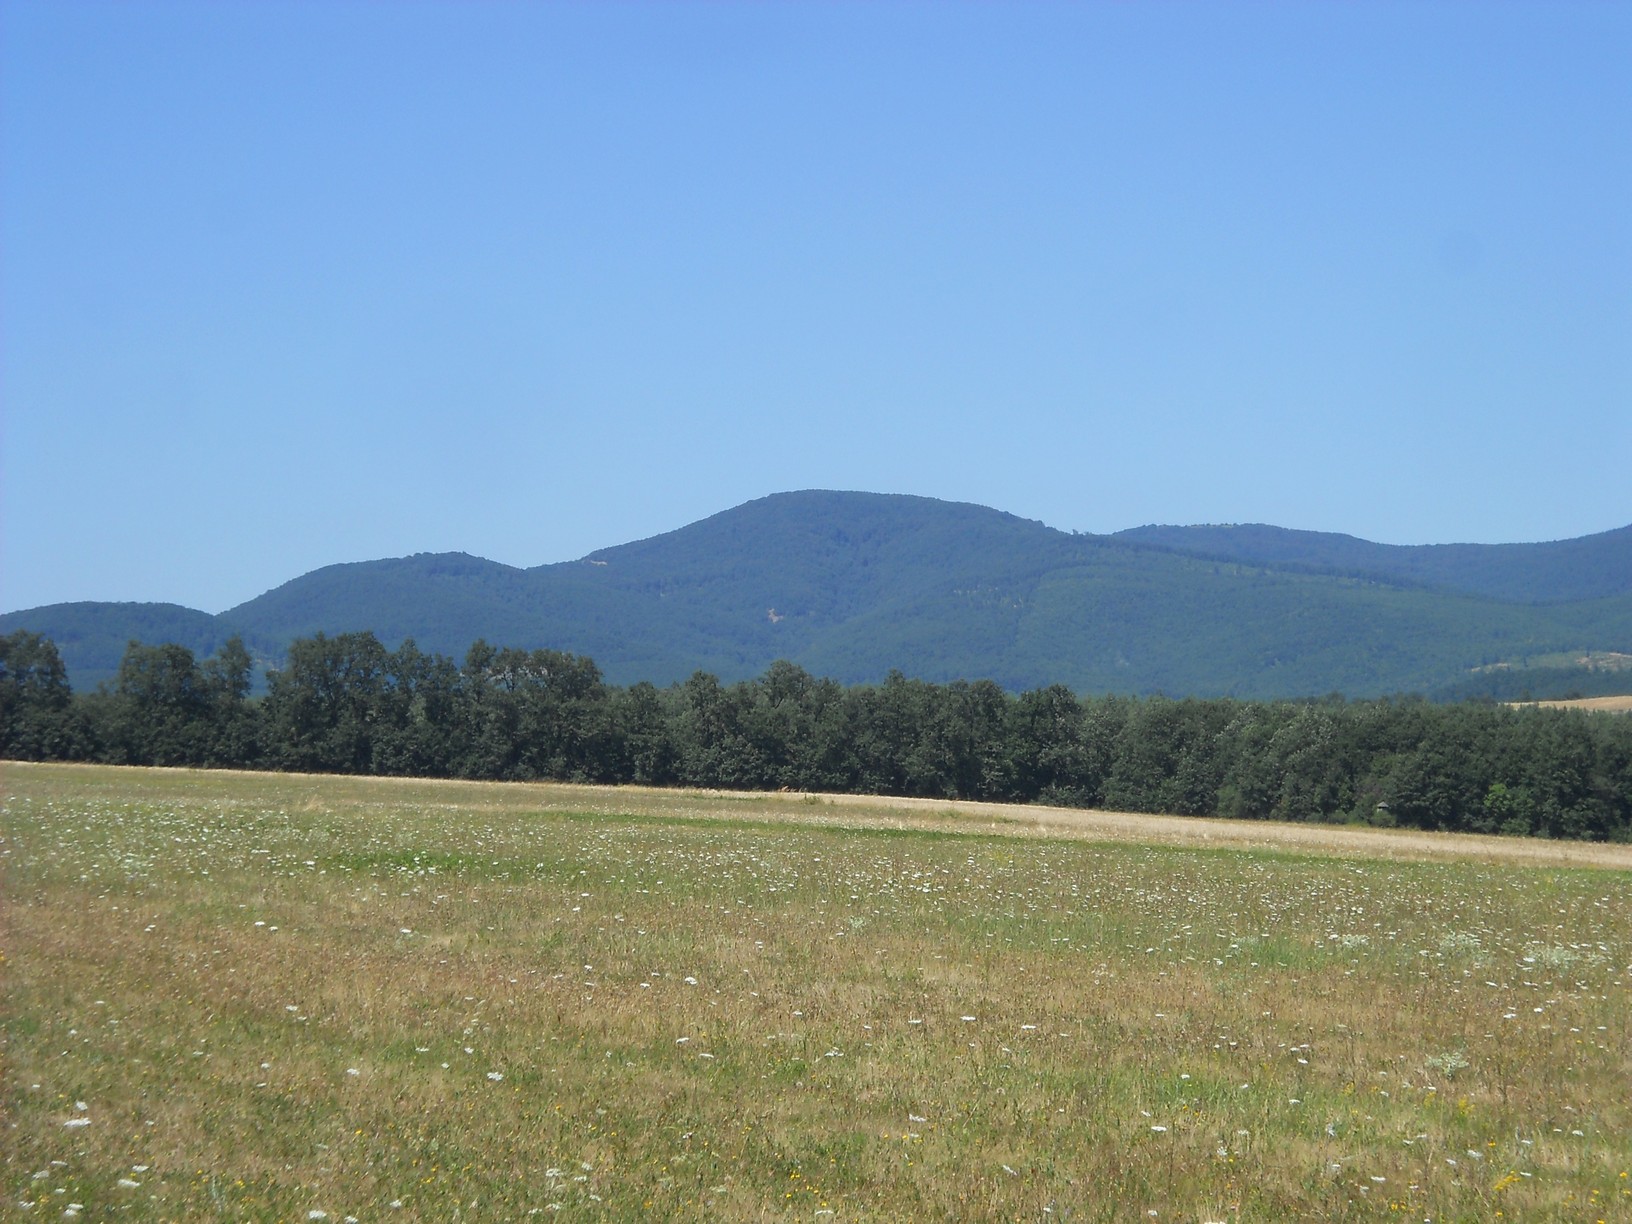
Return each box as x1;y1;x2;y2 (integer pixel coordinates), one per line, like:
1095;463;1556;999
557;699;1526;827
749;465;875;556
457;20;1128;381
5;491;1630;698
1113;522;1632;603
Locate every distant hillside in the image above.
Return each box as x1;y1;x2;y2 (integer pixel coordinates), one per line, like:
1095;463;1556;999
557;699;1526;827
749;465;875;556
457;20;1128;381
1112;522;1632;603
5;491;1630;700
217;493;1098;684
0;602;268;692
225;552;542;653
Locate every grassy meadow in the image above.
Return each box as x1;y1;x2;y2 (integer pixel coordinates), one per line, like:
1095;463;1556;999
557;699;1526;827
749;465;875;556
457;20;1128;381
4;763;1630;1221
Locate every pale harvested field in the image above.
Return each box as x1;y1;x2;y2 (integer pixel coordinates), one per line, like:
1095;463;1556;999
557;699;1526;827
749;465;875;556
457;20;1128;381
4;762;1630;1222
745;789;1632;871
1513;695;1632;714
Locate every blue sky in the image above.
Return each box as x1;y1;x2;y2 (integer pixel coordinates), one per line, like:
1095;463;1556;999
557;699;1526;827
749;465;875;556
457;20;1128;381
3;1;1628;615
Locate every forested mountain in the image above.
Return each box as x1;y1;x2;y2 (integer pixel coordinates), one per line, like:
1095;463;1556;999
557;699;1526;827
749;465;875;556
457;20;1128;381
0;602;273;690
5;491;1630;699
1112;522;1632;604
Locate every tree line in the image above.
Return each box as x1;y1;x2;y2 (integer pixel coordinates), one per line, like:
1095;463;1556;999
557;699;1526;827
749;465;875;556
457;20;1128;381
4;628;1630;841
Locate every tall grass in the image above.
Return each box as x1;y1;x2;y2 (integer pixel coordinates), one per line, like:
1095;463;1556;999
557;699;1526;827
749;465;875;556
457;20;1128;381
4;763;1629;1220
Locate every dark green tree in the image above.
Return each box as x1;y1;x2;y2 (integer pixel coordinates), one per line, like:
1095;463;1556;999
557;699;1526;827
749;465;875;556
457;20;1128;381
610;680;678;785
671;671;765;788
201;635;261;766
110;640;210;765
0;630;87;760
372;639;463;777
738;661;858;792
263;631;391;773
457;643;610;781
1008;685;1094;806
851;671;941;797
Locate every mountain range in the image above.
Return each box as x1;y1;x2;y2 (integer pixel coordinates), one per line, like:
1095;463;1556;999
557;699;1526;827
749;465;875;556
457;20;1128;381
6;490;1631;700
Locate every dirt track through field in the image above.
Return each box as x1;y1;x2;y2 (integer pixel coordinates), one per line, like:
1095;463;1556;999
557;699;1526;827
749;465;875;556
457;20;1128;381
712;787;1632;869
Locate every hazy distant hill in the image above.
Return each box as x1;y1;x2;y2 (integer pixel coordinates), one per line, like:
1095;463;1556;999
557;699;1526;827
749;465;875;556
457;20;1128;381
1112;522;1632;604
0;602;265;691
5;491;1630;699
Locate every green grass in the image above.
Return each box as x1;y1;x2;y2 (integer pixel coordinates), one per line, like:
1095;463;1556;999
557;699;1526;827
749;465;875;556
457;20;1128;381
4;763;1631;1220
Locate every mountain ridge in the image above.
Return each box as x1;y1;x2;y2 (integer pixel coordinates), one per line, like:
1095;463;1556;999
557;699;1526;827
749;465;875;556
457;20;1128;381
1112;521;1632;604
5;490;1630;699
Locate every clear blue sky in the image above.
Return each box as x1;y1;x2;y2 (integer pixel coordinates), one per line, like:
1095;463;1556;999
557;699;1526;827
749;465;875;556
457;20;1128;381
3;1;1628;615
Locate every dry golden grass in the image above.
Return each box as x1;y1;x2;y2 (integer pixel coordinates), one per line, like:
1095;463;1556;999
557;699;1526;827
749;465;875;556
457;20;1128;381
5;762;1630;1221
1512;695;1632;714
